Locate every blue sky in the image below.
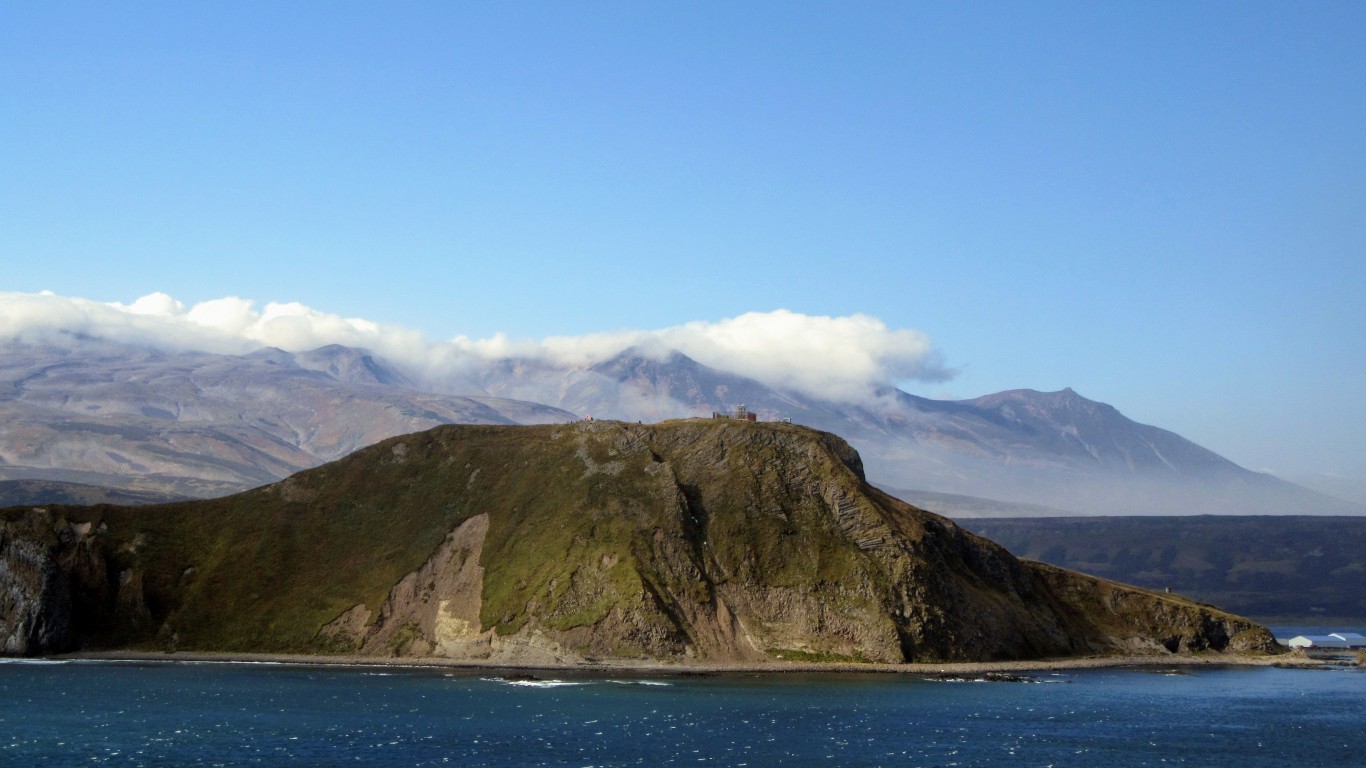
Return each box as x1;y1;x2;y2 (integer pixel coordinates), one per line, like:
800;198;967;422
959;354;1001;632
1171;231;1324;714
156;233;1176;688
3;2;1364;500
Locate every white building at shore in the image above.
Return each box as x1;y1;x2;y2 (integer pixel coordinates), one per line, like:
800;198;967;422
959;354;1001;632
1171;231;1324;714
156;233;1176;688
1287;632;1366;650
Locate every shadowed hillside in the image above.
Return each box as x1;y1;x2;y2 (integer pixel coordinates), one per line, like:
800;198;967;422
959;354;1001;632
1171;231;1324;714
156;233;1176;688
962;516;1366;624
0;479;184;508
2;421;1276;663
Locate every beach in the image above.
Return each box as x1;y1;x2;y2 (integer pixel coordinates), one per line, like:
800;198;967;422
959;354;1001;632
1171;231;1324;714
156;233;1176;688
57;648;1341;676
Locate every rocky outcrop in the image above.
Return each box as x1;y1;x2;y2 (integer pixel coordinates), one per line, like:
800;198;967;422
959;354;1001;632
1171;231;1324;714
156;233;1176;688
0;512;148;654
1;420;1279;662
0;522;71;654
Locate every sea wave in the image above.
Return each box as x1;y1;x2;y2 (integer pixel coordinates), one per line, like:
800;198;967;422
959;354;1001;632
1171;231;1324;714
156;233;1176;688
482;676;588;688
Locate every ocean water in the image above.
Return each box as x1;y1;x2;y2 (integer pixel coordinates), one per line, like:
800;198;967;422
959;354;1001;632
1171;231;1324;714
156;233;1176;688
2;658;1362;767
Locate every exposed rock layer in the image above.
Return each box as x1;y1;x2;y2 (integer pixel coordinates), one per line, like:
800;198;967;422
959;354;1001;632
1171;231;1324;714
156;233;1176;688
0;421;1277;663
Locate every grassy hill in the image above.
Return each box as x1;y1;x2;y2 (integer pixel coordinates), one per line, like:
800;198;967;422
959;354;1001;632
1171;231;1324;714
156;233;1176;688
2;420;1276;662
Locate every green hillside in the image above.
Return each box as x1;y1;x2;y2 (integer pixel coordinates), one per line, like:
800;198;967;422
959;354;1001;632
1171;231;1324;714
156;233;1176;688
2;421;1276;662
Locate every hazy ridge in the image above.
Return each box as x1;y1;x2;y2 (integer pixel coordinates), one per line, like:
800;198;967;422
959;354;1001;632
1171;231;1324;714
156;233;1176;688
1;337;1357;516
963;516;1366;623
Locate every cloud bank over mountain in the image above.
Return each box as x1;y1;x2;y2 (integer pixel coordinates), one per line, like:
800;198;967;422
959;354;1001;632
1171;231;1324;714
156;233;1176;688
0;291;953;403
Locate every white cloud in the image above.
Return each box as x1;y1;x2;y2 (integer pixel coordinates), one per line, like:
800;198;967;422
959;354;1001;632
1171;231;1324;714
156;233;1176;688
0;291;952;402
657;310;952;401
121;292;186;316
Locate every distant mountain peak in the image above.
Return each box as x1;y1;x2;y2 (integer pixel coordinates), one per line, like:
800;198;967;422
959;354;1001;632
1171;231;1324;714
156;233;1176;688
600;344;696;367
295;344;413;387
976;386;1085;403
967;387;1119;419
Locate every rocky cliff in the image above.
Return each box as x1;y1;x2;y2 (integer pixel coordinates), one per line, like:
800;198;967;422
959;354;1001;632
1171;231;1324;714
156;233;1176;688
0;420;1277;662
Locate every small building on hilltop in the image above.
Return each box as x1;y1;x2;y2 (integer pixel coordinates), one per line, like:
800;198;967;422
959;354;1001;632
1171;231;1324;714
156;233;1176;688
712;404;758;422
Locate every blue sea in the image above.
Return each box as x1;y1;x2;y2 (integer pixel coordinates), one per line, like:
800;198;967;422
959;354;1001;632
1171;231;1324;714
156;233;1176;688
2;655;1361;767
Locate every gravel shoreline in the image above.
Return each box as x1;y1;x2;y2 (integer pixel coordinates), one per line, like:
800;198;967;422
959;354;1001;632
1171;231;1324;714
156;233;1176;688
50;650;1330;676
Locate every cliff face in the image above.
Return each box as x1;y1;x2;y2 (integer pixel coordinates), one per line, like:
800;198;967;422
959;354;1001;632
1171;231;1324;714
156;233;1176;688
0;420;1277;662
0;514;133;654
0;523;69;654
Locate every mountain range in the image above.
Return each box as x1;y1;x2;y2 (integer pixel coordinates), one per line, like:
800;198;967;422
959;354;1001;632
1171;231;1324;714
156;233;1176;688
1;336;1358;516
0;339;575;498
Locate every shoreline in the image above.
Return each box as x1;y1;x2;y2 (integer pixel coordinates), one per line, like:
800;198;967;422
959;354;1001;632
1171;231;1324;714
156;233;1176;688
44;649;1341;677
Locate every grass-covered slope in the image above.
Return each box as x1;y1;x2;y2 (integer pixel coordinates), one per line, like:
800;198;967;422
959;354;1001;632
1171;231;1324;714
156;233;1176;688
1;420;1276;662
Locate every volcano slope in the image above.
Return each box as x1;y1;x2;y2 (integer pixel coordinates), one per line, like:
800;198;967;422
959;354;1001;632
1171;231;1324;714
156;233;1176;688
1;420;1276;663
